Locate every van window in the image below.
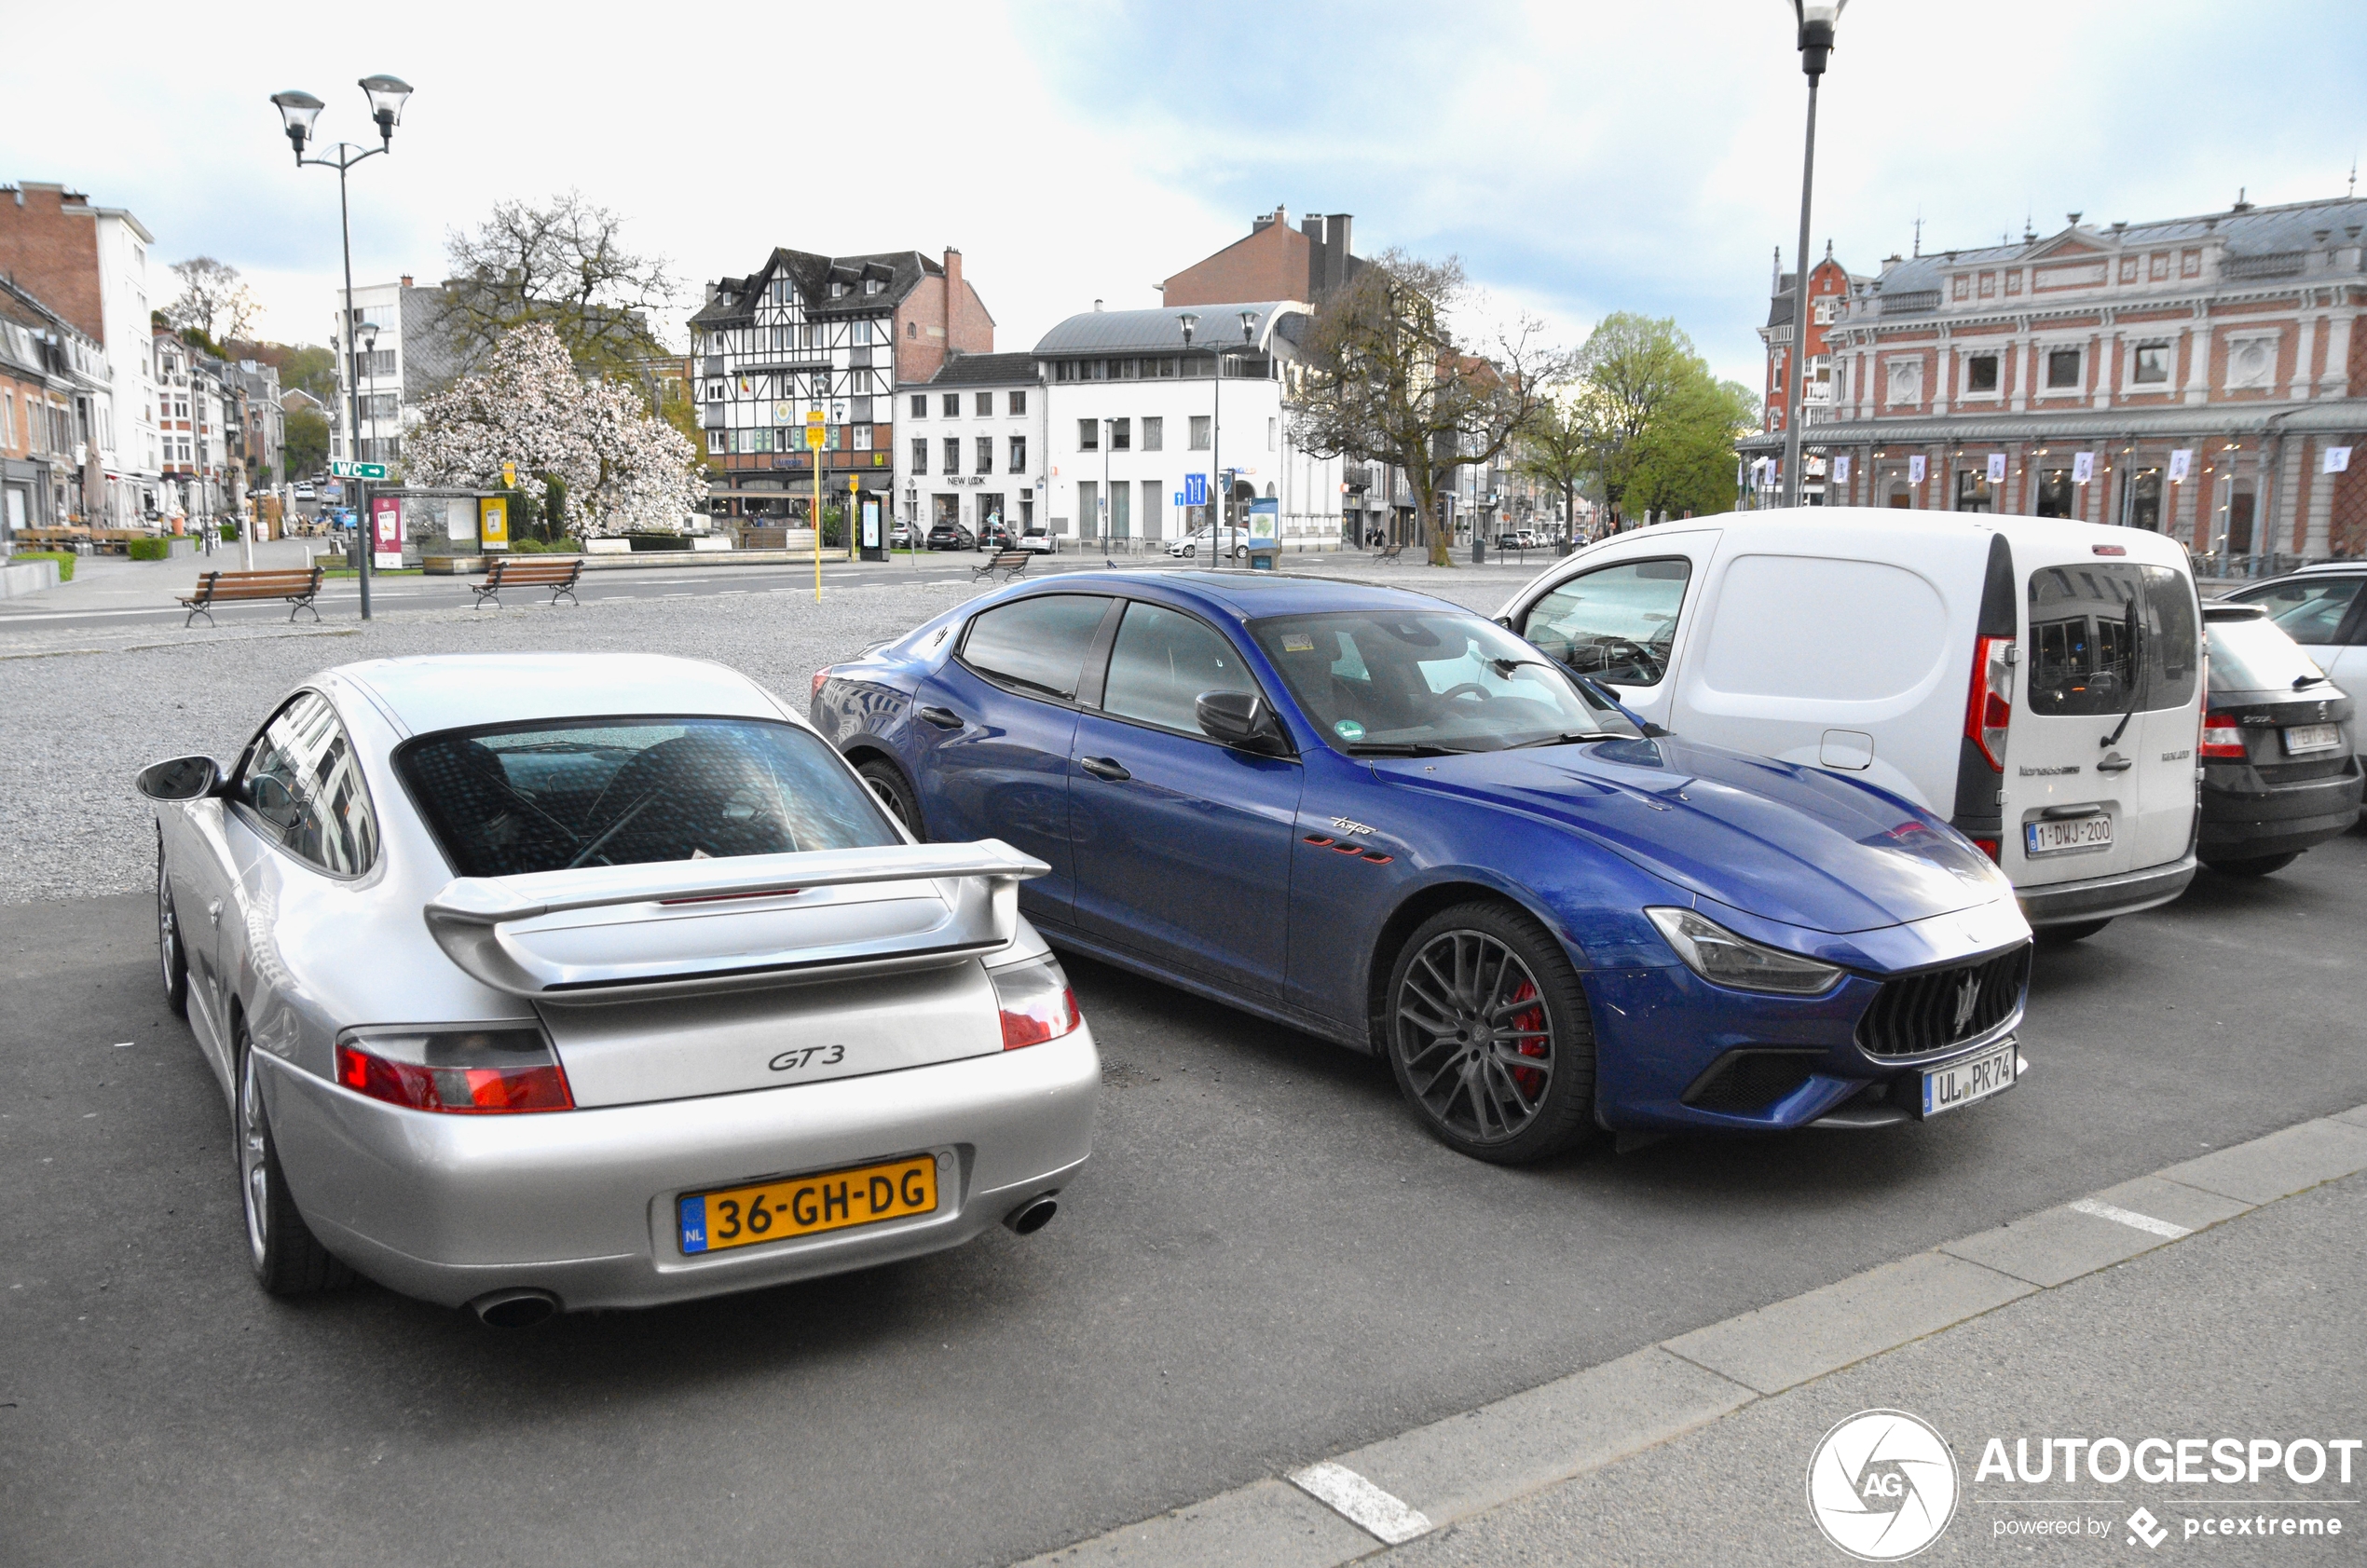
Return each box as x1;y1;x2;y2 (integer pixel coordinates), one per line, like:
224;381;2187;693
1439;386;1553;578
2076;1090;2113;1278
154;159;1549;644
1522;558;1690;685
2026;564;2197;716
1692;555;1946;701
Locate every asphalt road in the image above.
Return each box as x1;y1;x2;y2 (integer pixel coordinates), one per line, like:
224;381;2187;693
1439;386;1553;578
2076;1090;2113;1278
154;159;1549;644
4;826;2363;1568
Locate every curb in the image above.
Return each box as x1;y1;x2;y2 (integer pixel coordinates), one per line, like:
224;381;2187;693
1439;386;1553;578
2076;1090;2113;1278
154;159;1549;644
1014;1106;2367;1567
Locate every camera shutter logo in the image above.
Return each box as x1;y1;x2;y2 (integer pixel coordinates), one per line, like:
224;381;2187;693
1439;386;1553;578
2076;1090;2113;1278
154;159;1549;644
1806;1409;1959;1561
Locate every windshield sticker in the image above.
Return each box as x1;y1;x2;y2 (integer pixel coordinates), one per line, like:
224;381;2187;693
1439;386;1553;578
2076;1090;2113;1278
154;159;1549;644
1282;634;1316;652
1334;718;1366;741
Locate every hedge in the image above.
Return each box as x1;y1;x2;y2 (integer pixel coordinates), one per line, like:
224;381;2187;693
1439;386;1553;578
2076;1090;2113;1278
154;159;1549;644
128;537;174;562
8;550;74;582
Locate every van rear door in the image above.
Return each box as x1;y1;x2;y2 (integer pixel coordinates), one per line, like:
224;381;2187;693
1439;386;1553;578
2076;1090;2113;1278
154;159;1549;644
2010;558;2198;888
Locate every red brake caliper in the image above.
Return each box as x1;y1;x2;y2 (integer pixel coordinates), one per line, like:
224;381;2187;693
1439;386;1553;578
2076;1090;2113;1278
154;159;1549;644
1507;979;1547;1098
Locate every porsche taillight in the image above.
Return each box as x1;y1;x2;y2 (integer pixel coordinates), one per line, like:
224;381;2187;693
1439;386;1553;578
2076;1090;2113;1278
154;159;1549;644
2200;711;2247;760
1964;635;2014;771
334;1028;574;1113
990;957;1081;1050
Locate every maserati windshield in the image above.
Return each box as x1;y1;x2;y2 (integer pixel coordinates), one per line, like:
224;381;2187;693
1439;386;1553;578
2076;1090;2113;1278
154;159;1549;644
1249;609;1641;754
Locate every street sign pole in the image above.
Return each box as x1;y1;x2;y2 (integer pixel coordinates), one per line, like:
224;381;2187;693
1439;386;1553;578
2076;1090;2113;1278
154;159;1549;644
807;409;826;603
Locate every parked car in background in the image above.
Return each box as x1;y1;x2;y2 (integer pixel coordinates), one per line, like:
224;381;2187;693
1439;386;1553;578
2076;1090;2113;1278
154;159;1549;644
1166;525;1250;560
1018;526;1059;555
888;522;920;550
136;654;1094;1323
2221;562;2367;778
928;521;976;552
813;574;2032;1163
292;483;318;503
1496;509;2206;942
2194;603;2361;874
978;522;1017;552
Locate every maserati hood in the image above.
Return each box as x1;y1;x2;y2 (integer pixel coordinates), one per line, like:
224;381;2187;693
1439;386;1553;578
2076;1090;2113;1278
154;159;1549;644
1375;737;2008;935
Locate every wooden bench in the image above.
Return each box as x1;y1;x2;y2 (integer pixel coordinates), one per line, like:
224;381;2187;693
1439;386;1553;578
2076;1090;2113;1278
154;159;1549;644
177;566;325;629
471;555;584;609
971;550;1031;583
1373;541;1407;565
741;525;788;550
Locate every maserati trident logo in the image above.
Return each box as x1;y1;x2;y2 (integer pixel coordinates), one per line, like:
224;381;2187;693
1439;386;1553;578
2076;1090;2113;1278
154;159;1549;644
1950;973;1980;1035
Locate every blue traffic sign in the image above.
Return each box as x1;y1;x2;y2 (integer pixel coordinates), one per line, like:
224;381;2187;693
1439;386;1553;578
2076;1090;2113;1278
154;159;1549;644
1184;473;1209;508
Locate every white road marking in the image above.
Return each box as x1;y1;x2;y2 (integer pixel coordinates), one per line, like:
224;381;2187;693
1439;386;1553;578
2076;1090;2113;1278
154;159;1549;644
112;1042;133;1048
1287;1461;1431;1544
2070;1198;2190;1239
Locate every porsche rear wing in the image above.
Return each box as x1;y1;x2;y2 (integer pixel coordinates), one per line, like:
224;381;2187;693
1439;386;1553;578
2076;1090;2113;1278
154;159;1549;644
423;840;1048;1000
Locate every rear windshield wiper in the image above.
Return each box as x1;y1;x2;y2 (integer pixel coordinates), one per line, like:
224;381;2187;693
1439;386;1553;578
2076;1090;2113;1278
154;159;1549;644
2293;673;2330;689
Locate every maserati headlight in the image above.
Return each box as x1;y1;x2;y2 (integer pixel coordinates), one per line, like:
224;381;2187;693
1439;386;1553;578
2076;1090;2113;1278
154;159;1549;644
1645;907;1845;996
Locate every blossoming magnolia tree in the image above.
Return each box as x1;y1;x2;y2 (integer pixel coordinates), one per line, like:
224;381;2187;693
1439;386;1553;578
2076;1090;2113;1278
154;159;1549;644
406;322;703;535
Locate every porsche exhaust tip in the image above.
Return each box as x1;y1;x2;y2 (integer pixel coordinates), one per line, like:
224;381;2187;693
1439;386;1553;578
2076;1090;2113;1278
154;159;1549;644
1004;1195;1059;1235
470;1288;561;1329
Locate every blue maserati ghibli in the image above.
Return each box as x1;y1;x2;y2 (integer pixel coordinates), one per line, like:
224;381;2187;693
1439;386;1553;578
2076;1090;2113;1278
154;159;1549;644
811;572;2032;1163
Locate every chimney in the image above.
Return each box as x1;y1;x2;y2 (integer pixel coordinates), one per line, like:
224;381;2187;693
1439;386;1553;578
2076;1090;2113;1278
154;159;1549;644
400;274;413;288
942;247;963;342
1093;299;1104;312
1312;214;1353;299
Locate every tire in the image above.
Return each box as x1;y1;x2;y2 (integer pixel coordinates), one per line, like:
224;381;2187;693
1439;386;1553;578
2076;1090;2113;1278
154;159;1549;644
2036;918;2111;944
157;830;188;1018
2202;852;2299;877
236;1027;352;1296
1232;545;1248;560
857;757;924;839
1382;901;1598;1164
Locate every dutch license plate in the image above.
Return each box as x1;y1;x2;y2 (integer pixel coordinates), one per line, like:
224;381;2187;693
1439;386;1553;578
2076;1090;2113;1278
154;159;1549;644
678;1153;937;1255
1922;1042;2018;1118
2025;814;2112;855
2283;723;2341;755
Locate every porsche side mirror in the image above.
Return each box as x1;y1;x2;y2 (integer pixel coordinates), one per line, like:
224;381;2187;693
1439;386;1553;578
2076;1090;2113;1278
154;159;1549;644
1196;689;1285;753
135;755;225;801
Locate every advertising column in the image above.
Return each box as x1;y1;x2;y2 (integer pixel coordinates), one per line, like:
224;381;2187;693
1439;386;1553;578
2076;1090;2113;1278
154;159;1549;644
370;494;404;570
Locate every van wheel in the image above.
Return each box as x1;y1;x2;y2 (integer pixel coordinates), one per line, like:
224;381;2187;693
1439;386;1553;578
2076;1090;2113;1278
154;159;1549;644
2202;852;2298;877
2037;919;2111;944
1383;902;1597;1165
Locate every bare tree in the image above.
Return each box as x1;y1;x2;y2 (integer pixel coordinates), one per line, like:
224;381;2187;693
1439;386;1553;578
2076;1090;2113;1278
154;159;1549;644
1292;252;1571;566
438;192;679;385
165;257;259;347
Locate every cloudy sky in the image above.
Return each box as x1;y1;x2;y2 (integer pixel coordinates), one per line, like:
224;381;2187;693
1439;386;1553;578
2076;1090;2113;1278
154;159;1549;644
6;0;2363;391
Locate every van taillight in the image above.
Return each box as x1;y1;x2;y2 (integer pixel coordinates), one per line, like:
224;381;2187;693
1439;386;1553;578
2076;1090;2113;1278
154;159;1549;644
1963;635;2014;770
2200;712;2246;759
1971;838;2001;863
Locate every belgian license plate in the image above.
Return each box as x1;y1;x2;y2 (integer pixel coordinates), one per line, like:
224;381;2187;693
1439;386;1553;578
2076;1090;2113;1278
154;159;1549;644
678;1154;938;1255
2283;723;2341;755
2025;814;2112;855
1922;1042;2018;1118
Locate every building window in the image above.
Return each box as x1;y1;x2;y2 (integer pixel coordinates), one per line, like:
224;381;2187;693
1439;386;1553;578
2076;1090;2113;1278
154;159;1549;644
1964;353;2000;394
772;325;795;352
1142;416;1163;452
910;394;927;417
907;321;917;338
1110;418;1130;451
2132;342;2171;385
1079;418;1099;451
1008;389;1027;415
828;280;846;298
2045;348;2082;390
1189;415;1211;450
854;425;872;451
944;437;960;473
976;436;993;472
911;438;927;474
942;394;959;416
1813;299;1836;325
1009;435;1026;471
709;430;730;455
866;279;883;295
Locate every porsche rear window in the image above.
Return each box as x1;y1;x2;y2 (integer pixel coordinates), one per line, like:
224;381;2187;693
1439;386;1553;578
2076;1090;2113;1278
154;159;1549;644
397;717;897;879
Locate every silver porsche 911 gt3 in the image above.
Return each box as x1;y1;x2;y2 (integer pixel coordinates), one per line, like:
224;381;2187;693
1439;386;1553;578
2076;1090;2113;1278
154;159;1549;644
138;653;1096;1325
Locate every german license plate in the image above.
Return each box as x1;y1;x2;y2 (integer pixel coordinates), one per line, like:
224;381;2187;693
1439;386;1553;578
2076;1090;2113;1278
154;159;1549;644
678;1153;937;1255
1922;1042;2018;1118
2025;814;2112;855
2283;723;2341;755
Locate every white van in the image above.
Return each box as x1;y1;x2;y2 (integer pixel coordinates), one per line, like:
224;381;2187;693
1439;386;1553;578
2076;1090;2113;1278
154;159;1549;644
1495;508;2204;938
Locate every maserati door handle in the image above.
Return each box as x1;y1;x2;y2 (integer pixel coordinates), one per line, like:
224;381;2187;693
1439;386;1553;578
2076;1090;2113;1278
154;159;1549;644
206;899;224;927
1080;757;1131;782
917;706;965;730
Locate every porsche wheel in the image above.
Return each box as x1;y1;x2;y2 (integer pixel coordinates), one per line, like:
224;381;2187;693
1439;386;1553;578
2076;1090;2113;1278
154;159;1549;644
1385;902;1597;1164
157;831;187;1018
237;1028;351;1296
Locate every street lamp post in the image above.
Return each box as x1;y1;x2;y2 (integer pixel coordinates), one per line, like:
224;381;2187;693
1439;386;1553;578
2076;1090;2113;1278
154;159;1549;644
1782;1;1842;510
271;74;413;620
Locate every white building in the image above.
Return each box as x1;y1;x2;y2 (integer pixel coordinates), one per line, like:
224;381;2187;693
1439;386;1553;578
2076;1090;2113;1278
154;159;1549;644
329;276;458;470
85;198;157;525
895;352;1045;537
1032;301;1343;549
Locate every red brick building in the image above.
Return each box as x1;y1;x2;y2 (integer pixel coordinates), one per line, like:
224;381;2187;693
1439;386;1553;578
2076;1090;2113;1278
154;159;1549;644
1741;195;2367;564
1758;244;1863;442
1160;207;1361;309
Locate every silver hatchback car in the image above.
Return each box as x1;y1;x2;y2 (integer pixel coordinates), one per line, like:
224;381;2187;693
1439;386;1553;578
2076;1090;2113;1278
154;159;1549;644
139;653;1097;1325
